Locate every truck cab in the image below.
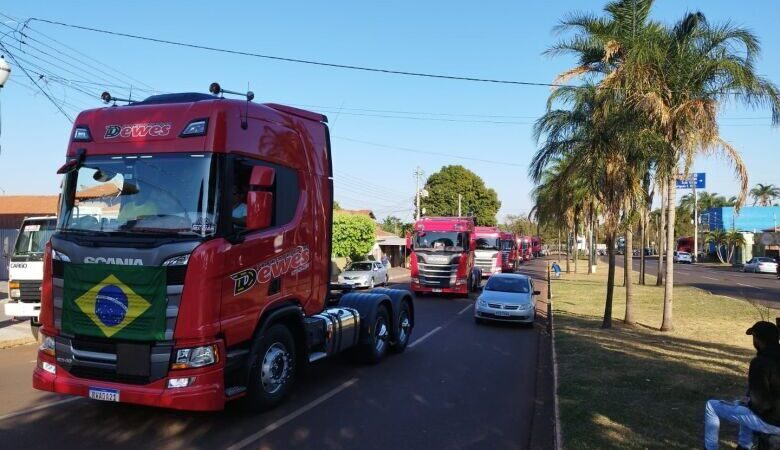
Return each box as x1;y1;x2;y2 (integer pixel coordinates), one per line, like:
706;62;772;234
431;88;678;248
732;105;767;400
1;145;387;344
409;217;481;295
499;232;519;272
474;226;502;278
4;216;57;336
33;89;414;411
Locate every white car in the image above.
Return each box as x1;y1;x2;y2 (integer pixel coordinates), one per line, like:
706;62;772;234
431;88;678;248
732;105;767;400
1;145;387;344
673;251;693;264
474;273;540;325
743;257;778;274
337;261;389;289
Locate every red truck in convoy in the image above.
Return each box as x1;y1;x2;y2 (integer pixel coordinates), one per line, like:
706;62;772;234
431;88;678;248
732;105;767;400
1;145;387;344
499;231;519;272
33;86;415;411
409;217;481;295
531;236;543;258
518;236;533;262
474;226;503;278
677;237;694;253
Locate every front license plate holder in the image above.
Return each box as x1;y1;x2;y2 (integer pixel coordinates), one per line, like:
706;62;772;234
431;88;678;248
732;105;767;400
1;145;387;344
494;311;510;317
89;387;120;402
432;289;442;293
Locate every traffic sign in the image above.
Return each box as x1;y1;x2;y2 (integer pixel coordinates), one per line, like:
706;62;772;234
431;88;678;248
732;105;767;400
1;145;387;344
676;173;705;189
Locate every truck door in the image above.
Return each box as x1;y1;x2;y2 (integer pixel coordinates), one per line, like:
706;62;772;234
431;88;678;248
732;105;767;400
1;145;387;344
219;157;309;346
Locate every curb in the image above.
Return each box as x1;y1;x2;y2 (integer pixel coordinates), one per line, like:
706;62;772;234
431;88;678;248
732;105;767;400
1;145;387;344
0;337;36;350
550;298;563;450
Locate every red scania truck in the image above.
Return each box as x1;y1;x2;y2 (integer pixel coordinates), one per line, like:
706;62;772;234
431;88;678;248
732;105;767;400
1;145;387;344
518;236;533;262
499;231;519;272
33;86;415;411
474;226;503;278
409;217;481;295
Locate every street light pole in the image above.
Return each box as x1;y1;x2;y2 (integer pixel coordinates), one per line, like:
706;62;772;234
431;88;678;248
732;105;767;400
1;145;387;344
693;181;698;262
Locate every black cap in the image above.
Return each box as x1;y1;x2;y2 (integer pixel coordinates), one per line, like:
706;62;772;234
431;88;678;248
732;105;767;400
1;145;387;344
746;321;780;344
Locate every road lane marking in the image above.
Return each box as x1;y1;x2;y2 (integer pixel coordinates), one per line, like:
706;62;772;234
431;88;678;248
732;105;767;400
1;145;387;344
457;304;472;315
737;283;758;289
226;378;359;450
409;326;443;349
702;276;718;281
0;397;80;422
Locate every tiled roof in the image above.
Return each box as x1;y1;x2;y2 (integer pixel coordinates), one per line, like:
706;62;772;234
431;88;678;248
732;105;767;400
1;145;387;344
0;195;59;215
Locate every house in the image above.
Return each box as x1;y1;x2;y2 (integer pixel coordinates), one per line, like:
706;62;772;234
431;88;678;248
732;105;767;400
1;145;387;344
334;208;407;267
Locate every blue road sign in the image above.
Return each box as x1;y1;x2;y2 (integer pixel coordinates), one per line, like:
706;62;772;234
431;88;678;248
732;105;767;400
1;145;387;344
676;173;705;189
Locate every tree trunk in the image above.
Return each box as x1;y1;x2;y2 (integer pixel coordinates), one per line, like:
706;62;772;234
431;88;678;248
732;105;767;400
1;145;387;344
661;177;676;332
566;229;571;273
656;182;665;286
624;225;635;325
639;214;645;285
603;233;615;329
588;217;594;275
574;217;579;275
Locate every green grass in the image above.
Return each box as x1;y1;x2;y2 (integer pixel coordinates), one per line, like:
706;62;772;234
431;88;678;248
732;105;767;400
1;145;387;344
553;265;774;449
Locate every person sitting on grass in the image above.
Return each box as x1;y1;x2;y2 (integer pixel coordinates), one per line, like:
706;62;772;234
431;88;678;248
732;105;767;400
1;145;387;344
704;321;780;450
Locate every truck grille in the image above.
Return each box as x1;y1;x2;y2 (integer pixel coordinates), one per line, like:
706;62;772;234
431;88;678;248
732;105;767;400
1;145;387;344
417;262;456;288
16;280;42;303
475;258;495;272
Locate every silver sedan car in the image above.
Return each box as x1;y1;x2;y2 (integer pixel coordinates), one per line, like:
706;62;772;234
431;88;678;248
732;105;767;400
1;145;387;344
474;273;539;325
337;261;389;289
743;257;778;274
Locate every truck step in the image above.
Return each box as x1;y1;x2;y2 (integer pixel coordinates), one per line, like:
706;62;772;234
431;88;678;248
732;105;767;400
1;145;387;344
308;351;327;363
225;386;247;398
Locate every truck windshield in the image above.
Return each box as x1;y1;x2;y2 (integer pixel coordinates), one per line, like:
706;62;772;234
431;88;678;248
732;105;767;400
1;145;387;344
500;240;514;251
414;231;465;251
476;237;500;250
13;220;56;256
58;154;219;238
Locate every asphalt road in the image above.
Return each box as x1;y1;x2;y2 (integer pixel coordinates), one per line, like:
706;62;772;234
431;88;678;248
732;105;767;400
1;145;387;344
615;256;780;305
0;262;553;450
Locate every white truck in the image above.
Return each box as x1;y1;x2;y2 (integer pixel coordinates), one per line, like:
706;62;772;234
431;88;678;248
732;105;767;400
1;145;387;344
3;216;57;339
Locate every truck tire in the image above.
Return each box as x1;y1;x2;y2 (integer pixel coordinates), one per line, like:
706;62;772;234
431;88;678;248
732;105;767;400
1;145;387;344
357;305;390;364
390;300;413;353
246;324;296;411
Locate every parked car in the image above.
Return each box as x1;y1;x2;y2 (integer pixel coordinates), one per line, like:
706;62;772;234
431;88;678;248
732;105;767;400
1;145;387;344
337;261;389;288
743;257;778;274
474;273;539;325
673;251;693;264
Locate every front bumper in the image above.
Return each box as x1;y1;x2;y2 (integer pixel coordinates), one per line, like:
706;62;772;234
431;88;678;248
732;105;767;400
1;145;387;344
757;266;777;274
339;279;371;288
33;352;226;411
411;281;468;295
3;301;40;318
475;304;535;323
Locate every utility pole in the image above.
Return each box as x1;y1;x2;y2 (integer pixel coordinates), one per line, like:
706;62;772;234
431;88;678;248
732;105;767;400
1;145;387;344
693;180;698;263
414;166;423;220
458;194;462;217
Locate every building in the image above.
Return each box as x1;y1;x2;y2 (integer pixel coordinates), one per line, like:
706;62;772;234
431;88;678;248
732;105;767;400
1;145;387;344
0;195;59;280
334;208;407;267
700;206;780;233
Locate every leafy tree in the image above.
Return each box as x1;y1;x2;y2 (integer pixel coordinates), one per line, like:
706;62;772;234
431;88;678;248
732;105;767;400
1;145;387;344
333;200;342;211
502;214;536;236
750;183;780;206
420;165;501;226
332;212;376;259
381;216;403;235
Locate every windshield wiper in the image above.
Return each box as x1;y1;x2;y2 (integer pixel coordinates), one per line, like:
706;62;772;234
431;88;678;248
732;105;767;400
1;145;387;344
60;228;111;237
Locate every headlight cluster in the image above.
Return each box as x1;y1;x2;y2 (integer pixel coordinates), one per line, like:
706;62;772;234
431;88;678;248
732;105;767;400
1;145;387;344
39;335;55;357
477;299;487;307
171;344;219;370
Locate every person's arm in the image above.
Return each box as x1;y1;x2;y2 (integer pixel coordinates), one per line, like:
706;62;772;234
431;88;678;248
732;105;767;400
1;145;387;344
748;358;773;414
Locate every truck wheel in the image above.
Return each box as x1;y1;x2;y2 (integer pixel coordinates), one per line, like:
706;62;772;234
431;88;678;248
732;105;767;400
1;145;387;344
246;324;296;411
358;305;390;364
390;301;413;353
384;275;389;286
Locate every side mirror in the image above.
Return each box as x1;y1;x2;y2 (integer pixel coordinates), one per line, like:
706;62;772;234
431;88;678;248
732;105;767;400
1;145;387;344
533;290;541;296
247;166;275;231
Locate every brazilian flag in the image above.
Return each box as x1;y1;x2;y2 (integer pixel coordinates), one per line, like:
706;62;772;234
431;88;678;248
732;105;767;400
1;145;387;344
62;264;167;341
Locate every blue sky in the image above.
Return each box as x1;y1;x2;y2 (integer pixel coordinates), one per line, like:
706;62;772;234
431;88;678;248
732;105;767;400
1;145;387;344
1;1;778;222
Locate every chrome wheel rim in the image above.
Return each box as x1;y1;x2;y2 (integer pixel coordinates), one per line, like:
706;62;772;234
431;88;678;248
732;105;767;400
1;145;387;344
260;343;291;394
398;312;411;344
374;316;389;353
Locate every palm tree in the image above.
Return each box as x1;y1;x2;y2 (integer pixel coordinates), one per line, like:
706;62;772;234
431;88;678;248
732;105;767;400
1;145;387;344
726;231;746;264
706;229;728;263
603;13;780;331
750;183;780;206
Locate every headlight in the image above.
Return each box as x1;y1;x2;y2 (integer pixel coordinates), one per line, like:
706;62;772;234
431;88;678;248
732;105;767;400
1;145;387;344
162;254;190;266
52;249;71;262
39;335;55;357
477;299;487;307
171;344;219;369
519;303;534;310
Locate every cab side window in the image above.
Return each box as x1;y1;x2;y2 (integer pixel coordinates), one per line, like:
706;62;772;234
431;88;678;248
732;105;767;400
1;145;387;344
230;157;300;234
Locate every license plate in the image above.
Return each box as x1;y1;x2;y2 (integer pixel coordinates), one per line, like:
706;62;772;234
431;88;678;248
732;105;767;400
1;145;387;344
432;289;442;293
494;311;510;317
89;387;120;402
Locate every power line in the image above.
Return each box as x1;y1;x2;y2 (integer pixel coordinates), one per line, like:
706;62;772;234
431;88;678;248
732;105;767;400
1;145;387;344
334;136;524;167
0;42;72;122
311;108;535;125
293;103;542;120
28;17;573;88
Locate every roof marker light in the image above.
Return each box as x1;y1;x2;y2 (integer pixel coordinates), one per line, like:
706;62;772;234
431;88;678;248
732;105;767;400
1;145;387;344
73;126;92;142
180;119;208;137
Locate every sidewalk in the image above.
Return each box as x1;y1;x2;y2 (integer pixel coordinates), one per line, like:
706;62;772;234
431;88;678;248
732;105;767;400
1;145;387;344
0;281;36;348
